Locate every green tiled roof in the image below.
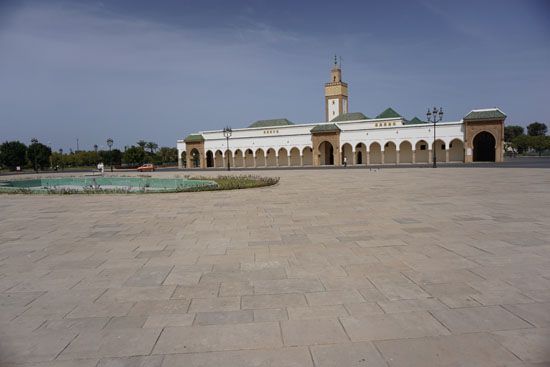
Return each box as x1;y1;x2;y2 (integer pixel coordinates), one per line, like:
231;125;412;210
248;118;294;128
184;134;204;143
310;124;341;133
376;107;401;119
405;117;426;125
331;112;369;122
463;109;506;121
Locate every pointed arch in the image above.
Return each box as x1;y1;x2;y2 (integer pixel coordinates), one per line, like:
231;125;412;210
473;132;496;162
189;148;200;168
341;143;353;165
266;148;277;166
399;141;413;163
244;149;254;167
234;149;244;167
432;139;446;163
449;139;464;162
206;150;214;168
384;141;397;164
214;150;224;168
278;148;289;166
318;141;334;165
290;147;301;166
355;143;366;165
369;142;382;164
415;140;429;163
255;148;266;167
302;146;313;166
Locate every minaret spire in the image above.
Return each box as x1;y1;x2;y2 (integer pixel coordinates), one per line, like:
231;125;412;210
324;56;348;121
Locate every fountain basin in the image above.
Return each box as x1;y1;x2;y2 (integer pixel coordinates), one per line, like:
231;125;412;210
0;177;218;193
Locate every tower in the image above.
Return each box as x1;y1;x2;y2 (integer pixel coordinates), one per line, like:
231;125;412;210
324;55;348;121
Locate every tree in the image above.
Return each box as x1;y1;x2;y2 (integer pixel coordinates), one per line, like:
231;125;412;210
123;146;145;166
136;140;147;150
529;135;550;156
527;122;547;137
504;125;524;142
512;135;530;154
145;141;158;154
157;147;178;164
99;149;122;167
0;141;27;170
50;152;64;170
111;149;122;166
27;141;52;171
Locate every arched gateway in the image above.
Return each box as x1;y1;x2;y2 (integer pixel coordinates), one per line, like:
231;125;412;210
319;141;334;165
473;132;496;162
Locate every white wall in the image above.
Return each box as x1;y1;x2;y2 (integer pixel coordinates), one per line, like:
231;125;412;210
181;118;465;157
339;120;464;151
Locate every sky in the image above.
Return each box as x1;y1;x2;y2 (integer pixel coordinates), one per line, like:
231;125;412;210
0;0;549;152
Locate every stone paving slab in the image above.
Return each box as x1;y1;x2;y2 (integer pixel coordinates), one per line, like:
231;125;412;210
161;347;313;367
1;167;550;366
430;305;533;333
310;342;387;367
375;333;524;367
152;323;282;354
58;328;162;360
340;312;451;341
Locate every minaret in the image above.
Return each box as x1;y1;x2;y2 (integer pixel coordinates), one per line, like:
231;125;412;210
324;55;348;121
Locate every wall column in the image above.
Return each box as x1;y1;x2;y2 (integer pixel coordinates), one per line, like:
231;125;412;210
300;155;303;166
178;156;183;169
412;150;416;164
445;149;450;163
465;146;473;163
396;150;400;165
428;150;433;164
381;150;385;165
335;147;341;166
366;151;370;166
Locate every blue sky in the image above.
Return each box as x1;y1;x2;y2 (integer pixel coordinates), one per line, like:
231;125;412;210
0;0;549;151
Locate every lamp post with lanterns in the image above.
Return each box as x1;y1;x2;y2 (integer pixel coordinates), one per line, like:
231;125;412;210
427;107;443;168
223;126;232;171
106;138;113;172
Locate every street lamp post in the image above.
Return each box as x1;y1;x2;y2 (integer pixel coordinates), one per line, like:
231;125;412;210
59;148;64;172
426;107;443;168
223;126;232;171
106;138;113;172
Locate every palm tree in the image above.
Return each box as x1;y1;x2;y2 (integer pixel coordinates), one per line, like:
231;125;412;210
137;140;147;150
145;142;158;154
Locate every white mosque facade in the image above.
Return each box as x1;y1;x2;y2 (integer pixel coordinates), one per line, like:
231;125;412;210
177;62;505;169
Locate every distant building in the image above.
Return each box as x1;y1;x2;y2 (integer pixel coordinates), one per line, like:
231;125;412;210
177;60;505;168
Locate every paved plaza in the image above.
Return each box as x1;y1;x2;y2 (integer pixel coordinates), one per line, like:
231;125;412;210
0;167;549;366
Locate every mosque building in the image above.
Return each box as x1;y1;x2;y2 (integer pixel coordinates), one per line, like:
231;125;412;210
177;59;505;169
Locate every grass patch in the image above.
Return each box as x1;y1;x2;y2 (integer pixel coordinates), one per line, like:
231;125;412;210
186;175;279;191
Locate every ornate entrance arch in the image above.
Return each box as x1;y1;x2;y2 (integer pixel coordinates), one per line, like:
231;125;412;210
473;132;496;162
190;148;200;168
318;141;334;165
